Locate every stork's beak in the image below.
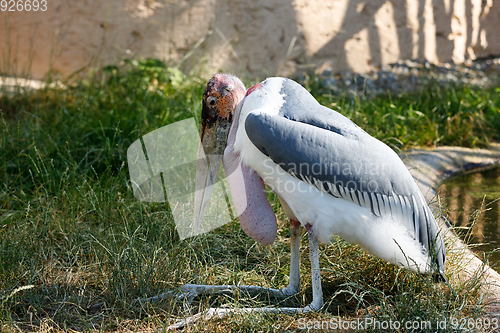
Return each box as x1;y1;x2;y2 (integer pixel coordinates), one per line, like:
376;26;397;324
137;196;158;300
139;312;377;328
193;116;231;232
193;74;246;233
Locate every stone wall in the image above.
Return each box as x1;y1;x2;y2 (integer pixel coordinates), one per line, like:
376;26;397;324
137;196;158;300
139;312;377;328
0;0;498;80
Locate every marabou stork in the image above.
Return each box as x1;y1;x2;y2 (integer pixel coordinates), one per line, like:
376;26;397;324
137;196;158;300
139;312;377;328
188;73;446;315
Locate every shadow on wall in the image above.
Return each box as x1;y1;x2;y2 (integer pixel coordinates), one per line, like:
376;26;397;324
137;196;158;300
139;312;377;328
0;0;206;79
0;0;497;79
183;0;497;76
306;0;494;74
187;0;299;78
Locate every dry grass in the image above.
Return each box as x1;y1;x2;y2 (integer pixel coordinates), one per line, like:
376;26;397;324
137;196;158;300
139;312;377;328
1;59;499;332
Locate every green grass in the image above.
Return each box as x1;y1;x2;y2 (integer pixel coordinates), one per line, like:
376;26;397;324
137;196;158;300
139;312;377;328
0;59;499;332
303;73;500;149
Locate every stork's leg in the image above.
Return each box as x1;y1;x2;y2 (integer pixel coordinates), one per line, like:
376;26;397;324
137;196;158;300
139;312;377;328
166;224;324;330
281;219;301;296
172;220;302;303
305;229;323;311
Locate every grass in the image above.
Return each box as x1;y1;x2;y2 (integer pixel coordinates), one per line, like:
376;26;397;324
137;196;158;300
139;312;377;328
0;59;499;332
303;73;500;149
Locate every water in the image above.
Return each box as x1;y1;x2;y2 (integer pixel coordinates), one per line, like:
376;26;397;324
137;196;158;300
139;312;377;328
438;166;500;271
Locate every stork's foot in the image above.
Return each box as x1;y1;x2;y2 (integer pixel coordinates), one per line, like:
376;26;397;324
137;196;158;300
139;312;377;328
165;283;320;330
303;299;323;312
175;283;289;303
281;284;300;296
167;304;320;330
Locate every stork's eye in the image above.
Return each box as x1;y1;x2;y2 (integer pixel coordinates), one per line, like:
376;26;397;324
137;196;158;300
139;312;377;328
207;96;217;106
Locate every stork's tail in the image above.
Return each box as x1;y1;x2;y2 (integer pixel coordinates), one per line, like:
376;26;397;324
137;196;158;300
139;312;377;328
416;192;446;282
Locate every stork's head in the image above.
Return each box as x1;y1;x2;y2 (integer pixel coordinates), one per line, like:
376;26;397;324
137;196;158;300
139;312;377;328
200;74;246;155
193;74;246;232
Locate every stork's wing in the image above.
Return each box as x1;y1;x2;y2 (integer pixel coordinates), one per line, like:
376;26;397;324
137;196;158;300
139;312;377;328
244;84;445;276
246;109;415;197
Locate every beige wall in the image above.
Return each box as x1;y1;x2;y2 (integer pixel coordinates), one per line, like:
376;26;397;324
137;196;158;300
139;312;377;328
0;0;498;80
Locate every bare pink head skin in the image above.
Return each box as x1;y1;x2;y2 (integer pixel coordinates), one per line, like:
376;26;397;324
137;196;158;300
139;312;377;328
198;74;277;245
